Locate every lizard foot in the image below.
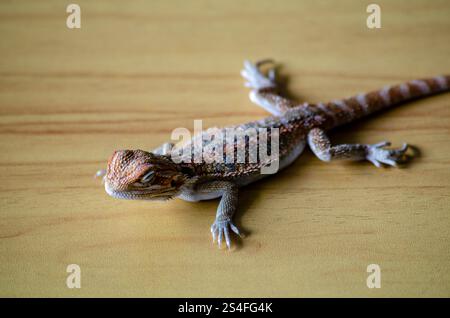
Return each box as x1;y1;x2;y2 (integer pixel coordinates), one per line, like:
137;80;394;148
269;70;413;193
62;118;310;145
94;169;106;184
366;142;409;167
241;59;277;90
211;219;241;250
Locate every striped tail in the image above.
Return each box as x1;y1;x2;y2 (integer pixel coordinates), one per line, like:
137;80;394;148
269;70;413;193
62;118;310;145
313;75;450;129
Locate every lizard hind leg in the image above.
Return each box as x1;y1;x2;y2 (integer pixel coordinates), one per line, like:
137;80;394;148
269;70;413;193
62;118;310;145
241;59;297;116
307;128;409;167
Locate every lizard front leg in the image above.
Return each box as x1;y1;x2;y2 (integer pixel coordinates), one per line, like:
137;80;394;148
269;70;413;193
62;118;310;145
307;128;409;167
193;181;241;249
152;142;175;156
241;59;297;116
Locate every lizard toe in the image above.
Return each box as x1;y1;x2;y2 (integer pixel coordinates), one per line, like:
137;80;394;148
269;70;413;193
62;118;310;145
241;60;276;90
211;220;241;250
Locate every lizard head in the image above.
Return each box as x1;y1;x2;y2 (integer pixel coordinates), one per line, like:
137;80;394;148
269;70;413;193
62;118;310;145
104;149;186;201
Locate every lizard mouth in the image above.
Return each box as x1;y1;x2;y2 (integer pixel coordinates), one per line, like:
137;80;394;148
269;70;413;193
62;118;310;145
104;182;177;201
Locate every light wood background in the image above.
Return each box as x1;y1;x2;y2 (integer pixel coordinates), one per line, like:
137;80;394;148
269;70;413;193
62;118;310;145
1;0;449;297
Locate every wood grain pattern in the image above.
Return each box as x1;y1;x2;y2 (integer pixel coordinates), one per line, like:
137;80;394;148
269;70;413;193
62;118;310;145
1;0;449;297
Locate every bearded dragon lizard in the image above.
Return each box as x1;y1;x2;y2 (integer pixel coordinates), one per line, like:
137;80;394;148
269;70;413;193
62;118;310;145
100;59;449;249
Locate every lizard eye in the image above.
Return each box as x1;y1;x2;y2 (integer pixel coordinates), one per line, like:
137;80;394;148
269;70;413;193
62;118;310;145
141;171;155;183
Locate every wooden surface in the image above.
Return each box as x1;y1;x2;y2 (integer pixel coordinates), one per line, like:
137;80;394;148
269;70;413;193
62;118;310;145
1;0;450;297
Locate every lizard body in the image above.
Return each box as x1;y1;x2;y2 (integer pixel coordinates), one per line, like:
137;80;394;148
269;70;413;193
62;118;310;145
102;60;450;249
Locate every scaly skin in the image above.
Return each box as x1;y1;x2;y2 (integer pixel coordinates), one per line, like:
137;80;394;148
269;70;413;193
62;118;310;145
101;59;450;250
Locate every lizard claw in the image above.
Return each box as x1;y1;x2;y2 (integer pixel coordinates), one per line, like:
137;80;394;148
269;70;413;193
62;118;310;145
366;142;409;167
241;59;277;90
95;169;106;178
94;169;106;184
211;220;241;250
